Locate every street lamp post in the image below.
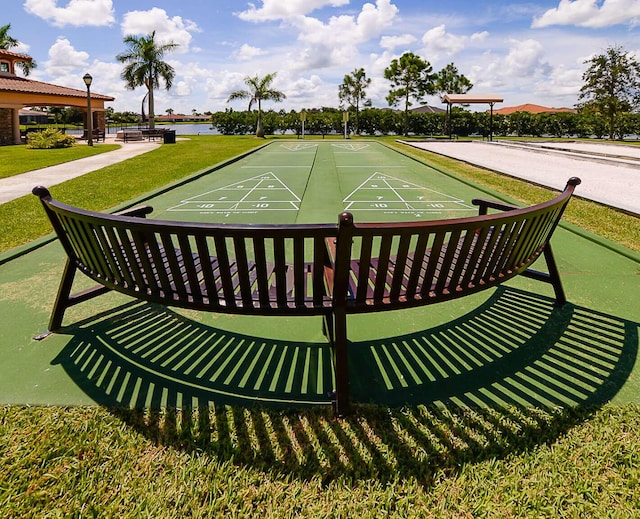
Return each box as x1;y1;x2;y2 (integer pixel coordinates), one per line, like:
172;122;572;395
83;73;93;146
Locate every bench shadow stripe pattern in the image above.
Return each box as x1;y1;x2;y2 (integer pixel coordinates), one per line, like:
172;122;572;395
33;177;580;416
51;287;637;412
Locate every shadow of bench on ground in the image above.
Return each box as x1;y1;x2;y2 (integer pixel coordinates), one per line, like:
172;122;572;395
50;286;638;484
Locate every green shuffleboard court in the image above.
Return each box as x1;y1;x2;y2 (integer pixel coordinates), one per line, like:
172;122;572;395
0;140;638;412
149;141;482;225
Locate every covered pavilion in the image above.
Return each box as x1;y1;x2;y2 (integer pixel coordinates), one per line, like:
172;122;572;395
0;49;114;145
441;93;504;141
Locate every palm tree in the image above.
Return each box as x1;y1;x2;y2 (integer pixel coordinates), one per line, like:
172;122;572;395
0;23;36;76
116;31;178;130
227;73;286;138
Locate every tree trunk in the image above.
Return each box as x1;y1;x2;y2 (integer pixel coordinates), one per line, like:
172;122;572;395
148;75;155;130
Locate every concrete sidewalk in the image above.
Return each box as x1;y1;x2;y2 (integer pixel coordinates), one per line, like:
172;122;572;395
400;140;640;216
0;137;160;204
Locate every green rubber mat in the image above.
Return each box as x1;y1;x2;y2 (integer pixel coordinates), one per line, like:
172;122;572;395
1;141;638;410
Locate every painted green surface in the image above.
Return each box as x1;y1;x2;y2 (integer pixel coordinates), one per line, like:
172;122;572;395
0;141;638;410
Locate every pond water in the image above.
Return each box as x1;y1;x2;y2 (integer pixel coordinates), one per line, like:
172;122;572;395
66;123;218;136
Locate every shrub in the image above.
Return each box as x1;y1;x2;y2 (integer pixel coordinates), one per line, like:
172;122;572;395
27;128;76;149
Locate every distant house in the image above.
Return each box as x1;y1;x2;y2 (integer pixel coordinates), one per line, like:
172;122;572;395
410;105;446;114
19;108;49;125
493;103;577;115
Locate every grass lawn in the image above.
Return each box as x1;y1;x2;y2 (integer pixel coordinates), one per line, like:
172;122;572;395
1;135;639;517
0;142;120;179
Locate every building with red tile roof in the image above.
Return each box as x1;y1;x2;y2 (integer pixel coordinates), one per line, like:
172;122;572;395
0;49;114;145
493;103;577;115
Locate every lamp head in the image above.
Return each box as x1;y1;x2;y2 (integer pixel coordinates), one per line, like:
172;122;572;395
83;73;93;87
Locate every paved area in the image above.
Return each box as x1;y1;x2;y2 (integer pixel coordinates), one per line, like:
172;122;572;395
0;136;160;204
400;140;640;216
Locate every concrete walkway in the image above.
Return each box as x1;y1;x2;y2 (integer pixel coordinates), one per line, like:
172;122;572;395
0;137;160;204
400;140;640;216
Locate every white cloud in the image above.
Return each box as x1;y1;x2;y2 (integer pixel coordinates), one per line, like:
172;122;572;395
234;44;266;61
120;8;200;53
292;0;399;70
44;37;89;76
471;31;489;43
532;0;640;28
421;25;467;59
23;0;115;27
380;34;417;50
236;0;350;22
504;39;552;77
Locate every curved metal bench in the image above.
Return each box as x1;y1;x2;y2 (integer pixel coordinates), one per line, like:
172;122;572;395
33;177;580;416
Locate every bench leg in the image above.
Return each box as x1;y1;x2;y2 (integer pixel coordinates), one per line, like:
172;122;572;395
331;308;351;417
542;243;566;307
41;258;113;335
48;258;77;331
522;243;566;307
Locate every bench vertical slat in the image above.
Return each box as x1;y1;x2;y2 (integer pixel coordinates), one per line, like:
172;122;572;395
62;216;96;271
355;235;373;302
314;235;328;308
214;235;236;307
499;220;528;273
273;236;287;307
160;233;190;300
233;236;253;308
448;229;479;290
101;226;129;286
460;226;491;289
93;224;122;283
82;222;112;279
194;235;219;307
373;235;393;302
472;225;503;283
116;228;147;291
434;230;462;294
294;236;305;307
389;233;412;300
147;232;175;297
177;234;202;302
420;232;445;297
489;221;521;277
511;213;549;269
130;230;160;296
253;237;270;307
105;227;135;288
483;223;514;281
405;232;430;299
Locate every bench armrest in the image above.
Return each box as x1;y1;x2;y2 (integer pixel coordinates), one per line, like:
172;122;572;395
472;198;520;215
114;205;154;218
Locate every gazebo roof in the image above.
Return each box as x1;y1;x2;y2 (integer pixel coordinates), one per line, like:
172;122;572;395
441;94;504;104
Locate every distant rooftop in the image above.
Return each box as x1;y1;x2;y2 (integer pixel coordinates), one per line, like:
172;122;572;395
493;103;577;115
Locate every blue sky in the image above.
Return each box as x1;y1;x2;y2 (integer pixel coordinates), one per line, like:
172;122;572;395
4;0;639;114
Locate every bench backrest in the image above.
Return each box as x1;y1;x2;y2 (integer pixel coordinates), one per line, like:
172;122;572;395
330;178;580;313
33;187;336;315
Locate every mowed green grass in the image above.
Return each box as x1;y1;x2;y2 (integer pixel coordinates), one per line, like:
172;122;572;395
0;142;120;179
1;135;640;517
0;135;265;253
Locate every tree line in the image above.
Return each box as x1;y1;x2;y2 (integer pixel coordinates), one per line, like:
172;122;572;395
210;106;640;139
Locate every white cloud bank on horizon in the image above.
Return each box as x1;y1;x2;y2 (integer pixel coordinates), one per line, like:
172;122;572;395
533;0;640;28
